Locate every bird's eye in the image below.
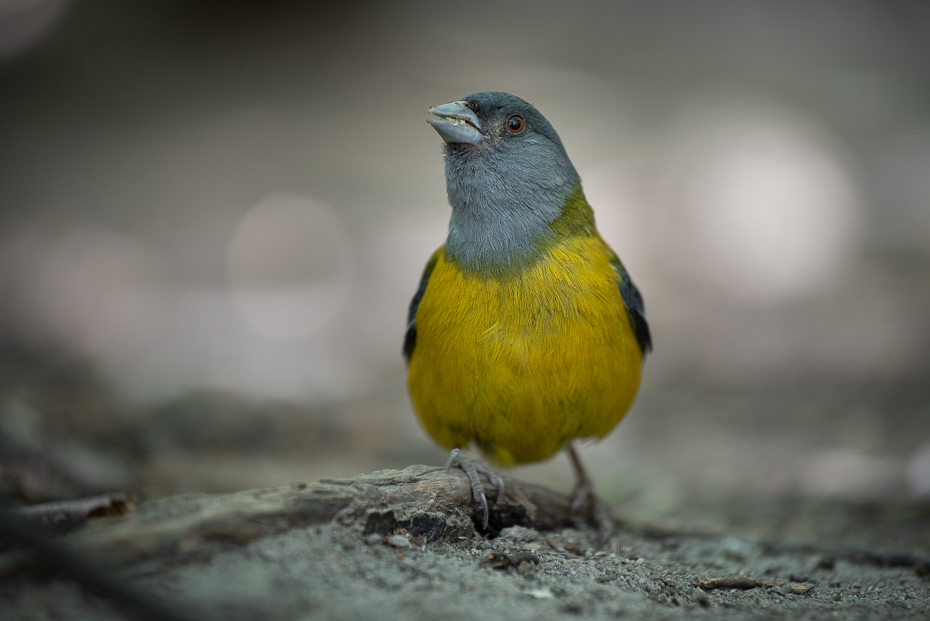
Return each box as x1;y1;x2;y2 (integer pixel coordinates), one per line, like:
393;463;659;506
507;116;524;133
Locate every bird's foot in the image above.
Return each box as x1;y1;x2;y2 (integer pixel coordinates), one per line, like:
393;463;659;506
567;444;615;545
568;478;615;545
445;448;505;528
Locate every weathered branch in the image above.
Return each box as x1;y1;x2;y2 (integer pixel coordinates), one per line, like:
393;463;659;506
71;465;574;565
0;508;195;621
14;493;135;530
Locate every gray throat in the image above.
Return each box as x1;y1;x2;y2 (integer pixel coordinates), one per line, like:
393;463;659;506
443;147;579;271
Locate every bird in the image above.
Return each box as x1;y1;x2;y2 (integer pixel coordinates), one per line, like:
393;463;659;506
404;92;651;538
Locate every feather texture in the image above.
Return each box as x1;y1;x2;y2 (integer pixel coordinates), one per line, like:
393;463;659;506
407;188;644;465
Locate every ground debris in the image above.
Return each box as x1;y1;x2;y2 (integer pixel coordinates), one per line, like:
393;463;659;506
485;550;541;570
13;493;135;530
696;577;813;594
385;534;412;548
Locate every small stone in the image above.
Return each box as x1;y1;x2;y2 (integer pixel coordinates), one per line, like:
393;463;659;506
526;588;554;599
387;535;412;548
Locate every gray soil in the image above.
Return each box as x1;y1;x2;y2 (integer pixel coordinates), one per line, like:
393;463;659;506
2;467;928;621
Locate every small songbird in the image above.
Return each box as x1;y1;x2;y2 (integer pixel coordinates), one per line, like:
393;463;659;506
404;92;651;537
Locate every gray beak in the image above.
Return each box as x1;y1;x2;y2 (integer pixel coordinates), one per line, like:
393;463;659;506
427;101;485;145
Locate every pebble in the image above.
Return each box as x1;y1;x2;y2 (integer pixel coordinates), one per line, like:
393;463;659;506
526;588;554;599
387;535;412;548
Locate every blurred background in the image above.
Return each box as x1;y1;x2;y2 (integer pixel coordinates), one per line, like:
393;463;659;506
1;0;929;540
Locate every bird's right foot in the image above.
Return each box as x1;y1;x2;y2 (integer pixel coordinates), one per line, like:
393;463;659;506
445;448;505;528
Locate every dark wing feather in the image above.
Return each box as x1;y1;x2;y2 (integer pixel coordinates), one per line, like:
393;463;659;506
403;249;441;363
606;248;652;357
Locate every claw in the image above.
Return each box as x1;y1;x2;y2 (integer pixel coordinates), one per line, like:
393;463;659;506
445;449;504;528
476;490;489;528
473;460;506;507
444;447;463;472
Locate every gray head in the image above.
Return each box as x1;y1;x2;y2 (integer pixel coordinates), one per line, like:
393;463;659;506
427;92;580;271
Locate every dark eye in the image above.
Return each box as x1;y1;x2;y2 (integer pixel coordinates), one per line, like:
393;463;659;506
507;115;524;133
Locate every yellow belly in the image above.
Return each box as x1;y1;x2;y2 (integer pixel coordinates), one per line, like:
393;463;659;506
407;234;643;466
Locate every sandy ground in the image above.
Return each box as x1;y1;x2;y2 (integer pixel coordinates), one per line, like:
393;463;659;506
2;475;929;621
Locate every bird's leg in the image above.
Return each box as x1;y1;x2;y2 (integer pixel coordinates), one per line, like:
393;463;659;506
567;443;614;544
445;448;506;528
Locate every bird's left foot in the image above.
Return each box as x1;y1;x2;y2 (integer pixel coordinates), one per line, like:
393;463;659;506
568;478;615;545
567;444;615;545
445;448;505;528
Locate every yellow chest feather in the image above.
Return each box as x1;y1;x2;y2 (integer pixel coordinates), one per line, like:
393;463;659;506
407;234;643;465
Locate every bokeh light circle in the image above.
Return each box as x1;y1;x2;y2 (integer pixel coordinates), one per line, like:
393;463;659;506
227;193;353;339
658;99;863;303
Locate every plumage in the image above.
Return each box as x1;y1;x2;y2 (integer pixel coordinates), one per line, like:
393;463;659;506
406;91;650;480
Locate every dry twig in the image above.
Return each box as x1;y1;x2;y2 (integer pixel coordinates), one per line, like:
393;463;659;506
14;493;135;529
697;577;812;594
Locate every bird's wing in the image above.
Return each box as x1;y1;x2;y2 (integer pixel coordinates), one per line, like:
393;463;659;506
604;246;652;357
403;247;442;363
